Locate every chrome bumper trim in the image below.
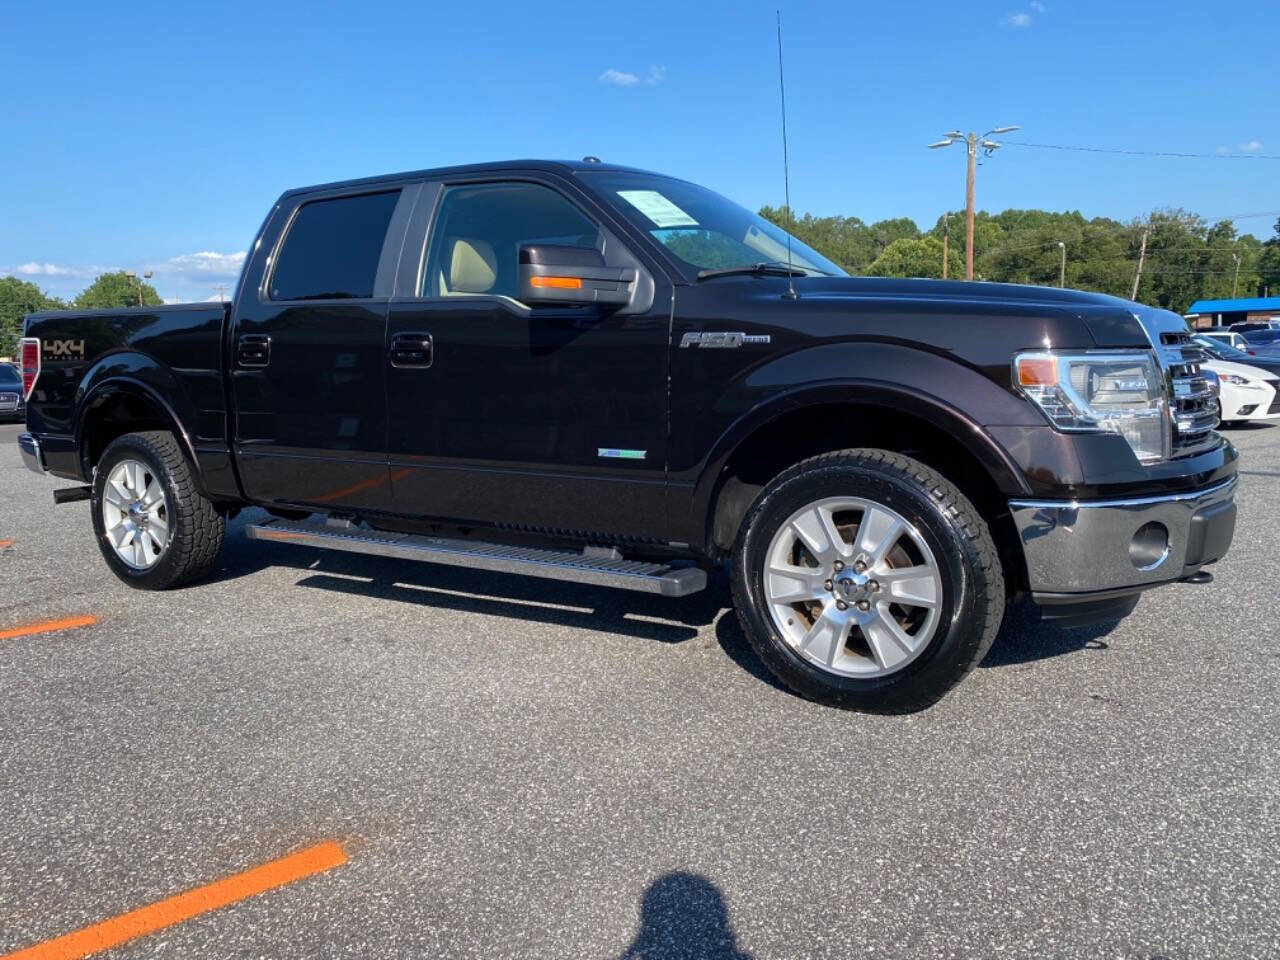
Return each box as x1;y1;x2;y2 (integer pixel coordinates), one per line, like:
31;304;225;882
17;433;45;475
1009;476;1237;594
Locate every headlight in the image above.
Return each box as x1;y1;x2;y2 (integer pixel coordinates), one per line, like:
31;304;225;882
1014;350;1166;463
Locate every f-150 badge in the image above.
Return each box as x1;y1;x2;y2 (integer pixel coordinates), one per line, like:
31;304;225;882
679;332;771;349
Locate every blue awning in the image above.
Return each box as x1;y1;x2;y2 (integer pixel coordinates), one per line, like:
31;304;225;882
1186;297;1280;314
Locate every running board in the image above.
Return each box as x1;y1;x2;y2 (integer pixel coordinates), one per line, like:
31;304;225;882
245;518;707;597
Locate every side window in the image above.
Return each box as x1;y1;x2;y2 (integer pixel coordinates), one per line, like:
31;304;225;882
421;183;599;301
270;190;400;300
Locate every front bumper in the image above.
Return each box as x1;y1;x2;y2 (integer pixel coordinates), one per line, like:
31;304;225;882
1009;476;1237;599
17;433;45;475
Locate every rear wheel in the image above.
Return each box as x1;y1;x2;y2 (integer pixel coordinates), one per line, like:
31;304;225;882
91;431;225;589
731;449;1004;712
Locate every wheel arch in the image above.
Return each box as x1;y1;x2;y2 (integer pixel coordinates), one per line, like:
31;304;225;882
693;384;1032;593
76;376;205;495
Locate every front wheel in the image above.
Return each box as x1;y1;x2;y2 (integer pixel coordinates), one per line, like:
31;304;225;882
91;430;225;589
731;449;1004;712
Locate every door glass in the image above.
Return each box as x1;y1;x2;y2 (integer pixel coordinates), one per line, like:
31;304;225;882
421;183;599;301
270;190;400;300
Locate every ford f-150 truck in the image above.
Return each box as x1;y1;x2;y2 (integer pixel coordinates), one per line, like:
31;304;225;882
16;159;1237;711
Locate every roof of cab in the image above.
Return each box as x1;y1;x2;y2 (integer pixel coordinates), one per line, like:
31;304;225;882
282;159;660;200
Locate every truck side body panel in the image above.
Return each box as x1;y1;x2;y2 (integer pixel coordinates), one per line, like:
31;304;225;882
22;303;232;494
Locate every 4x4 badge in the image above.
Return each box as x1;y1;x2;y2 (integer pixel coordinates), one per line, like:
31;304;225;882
679;332;771;349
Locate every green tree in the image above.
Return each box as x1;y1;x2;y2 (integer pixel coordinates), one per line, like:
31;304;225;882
74;271;163;309
0;276;64;358
866;236;961;279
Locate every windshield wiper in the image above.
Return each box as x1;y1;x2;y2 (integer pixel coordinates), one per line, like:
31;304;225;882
695;261;812;281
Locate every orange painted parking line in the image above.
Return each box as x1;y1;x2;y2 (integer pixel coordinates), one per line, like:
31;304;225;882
0;615;97;641
0;540;13;549
1;841;347;960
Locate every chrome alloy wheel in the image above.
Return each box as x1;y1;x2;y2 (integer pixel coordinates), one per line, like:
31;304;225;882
101;459;170;570
763;496;943;678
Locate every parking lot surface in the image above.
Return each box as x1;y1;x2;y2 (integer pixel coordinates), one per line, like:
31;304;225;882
1;421;1276;959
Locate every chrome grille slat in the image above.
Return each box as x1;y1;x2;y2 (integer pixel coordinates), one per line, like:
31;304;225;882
1155;327;1219;456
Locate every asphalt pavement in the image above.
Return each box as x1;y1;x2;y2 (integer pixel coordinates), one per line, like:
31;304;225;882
0;421;1276;959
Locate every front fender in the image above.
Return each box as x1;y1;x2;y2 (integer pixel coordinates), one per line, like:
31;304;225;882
682;342;1047;544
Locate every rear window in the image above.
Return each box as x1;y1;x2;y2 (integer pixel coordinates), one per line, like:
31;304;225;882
270;190;400;300
0;365;19;386
1243;329;1280;343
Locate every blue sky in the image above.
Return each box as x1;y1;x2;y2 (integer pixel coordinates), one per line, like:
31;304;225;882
3;0;1277;302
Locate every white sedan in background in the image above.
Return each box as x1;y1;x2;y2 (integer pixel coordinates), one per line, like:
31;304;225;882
1201;358;1280;426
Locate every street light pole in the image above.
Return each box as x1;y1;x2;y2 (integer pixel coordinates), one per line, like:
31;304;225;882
1057;241;1066;288
942;213;950;279
929;125;1020;281
1231;253;1241;298
123;269;154;307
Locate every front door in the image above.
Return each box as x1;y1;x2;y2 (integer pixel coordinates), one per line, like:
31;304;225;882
230;188;404;512
384;179;672;540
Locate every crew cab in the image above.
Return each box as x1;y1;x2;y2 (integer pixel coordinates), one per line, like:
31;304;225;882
16;160;1238;711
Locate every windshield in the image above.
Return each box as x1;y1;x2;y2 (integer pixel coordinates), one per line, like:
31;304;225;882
1194;336;1255;361
581;171;845;281
0;365;20;386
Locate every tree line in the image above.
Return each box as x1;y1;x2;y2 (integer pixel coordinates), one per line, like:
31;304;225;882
4;211;1279;357
759;206;1280;313
0;272;162;357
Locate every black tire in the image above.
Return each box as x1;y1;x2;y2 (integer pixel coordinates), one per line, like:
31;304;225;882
91;430;225;589
731;449;1004;713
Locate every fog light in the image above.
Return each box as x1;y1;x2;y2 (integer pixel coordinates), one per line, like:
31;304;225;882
1239;404;1257;415
1129;522;1170;570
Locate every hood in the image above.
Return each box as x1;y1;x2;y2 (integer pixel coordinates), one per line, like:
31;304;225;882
788;275;1170;349
1202;358;1280;381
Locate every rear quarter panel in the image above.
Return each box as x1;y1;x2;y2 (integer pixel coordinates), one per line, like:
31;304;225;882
23;304;229;485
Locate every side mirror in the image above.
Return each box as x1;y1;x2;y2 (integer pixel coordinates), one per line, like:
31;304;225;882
518;244;635;307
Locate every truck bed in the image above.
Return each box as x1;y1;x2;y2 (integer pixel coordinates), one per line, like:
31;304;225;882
22;302;230;485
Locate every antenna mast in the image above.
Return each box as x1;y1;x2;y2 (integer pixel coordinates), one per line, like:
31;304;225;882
776;11;797;300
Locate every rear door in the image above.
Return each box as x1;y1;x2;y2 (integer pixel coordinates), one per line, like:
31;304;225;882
230;187;411;512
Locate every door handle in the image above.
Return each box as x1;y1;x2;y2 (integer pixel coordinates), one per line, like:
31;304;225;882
237;333;271;367
390;332;433;368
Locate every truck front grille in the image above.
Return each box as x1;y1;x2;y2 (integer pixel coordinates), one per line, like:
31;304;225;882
1160;331;1218;456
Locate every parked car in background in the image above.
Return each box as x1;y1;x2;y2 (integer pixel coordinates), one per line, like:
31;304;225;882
1193;335;1280;377
1199;328;1255;353
0;362;26;421
1197;356;1280;426
1237;328;1280;358
1230;321;1280;335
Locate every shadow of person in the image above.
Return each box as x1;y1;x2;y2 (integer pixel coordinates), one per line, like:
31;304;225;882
619;872;753;960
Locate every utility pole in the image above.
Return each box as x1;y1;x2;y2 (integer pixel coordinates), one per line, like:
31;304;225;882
1131;228;1149;301
1056;241;1066;288
942;214;950;279
929;125;1020;281
1231;253;1241;298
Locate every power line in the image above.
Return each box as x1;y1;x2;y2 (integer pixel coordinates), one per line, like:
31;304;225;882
1002;140;1280;161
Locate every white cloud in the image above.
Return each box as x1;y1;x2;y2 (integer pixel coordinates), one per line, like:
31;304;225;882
600;65;665;86
1215;145;1230;156
1030;0;1045;11
1007;12;1032;26
600;68;639;86
15;262;79;276
1239;140;1263;153
157;250;246;277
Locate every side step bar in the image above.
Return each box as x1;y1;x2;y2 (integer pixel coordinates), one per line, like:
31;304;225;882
245;518;707;597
